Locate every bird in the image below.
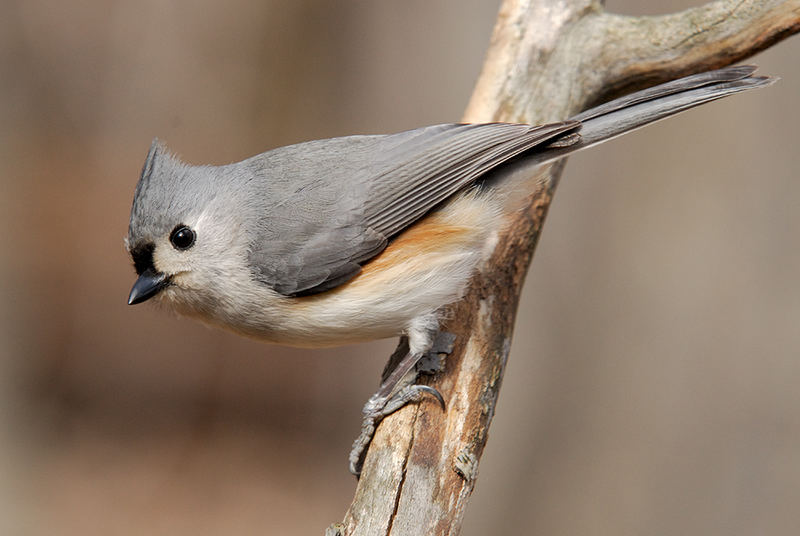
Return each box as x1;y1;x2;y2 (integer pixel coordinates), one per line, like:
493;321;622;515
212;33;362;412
126;65;774;474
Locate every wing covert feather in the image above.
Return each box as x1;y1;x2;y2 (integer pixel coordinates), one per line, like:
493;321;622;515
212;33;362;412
246;121;578;295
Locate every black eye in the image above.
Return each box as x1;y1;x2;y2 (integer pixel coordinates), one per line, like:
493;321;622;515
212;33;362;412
169;225;196;250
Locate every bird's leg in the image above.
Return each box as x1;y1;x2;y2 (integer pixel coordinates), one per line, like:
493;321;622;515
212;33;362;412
416;331;456;374
349;328;455;476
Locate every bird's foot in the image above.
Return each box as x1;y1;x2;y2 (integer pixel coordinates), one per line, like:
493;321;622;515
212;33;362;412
349;384;444;475
348;331;455;476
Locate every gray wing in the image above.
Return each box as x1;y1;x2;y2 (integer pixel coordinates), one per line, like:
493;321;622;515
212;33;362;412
242;121;579;296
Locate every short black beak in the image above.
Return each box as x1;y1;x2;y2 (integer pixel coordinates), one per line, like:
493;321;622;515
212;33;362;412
128;268;170;305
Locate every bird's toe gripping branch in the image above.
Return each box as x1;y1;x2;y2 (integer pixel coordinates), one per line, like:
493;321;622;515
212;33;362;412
348;331;455;476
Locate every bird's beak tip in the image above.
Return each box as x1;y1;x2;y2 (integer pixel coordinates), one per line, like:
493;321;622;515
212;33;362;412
128;269;169;305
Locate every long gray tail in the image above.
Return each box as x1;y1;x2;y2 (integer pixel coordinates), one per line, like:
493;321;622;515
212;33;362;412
528;65;776;166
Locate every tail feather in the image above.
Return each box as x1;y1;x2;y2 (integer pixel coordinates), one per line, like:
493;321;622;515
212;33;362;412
527;65;776;166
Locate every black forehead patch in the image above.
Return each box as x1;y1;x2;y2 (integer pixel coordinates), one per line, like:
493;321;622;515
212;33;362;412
130;243;156;275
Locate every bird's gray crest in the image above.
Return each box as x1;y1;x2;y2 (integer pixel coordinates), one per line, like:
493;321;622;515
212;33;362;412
127;139;208;248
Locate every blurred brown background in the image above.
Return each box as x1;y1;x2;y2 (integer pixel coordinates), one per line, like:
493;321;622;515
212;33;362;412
1;1;798;534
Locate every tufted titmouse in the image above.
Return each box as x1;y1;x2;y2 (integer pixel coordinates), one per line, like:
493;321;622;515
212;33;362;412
126;66;774;474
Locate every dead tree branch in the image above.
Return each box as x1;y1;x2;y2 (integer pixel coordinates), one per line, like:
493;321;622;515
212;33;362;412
335;1;800;534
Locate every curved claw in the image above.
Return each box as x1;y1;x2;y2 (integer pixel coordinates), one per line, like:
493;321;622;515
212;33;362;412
415;384;445;410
